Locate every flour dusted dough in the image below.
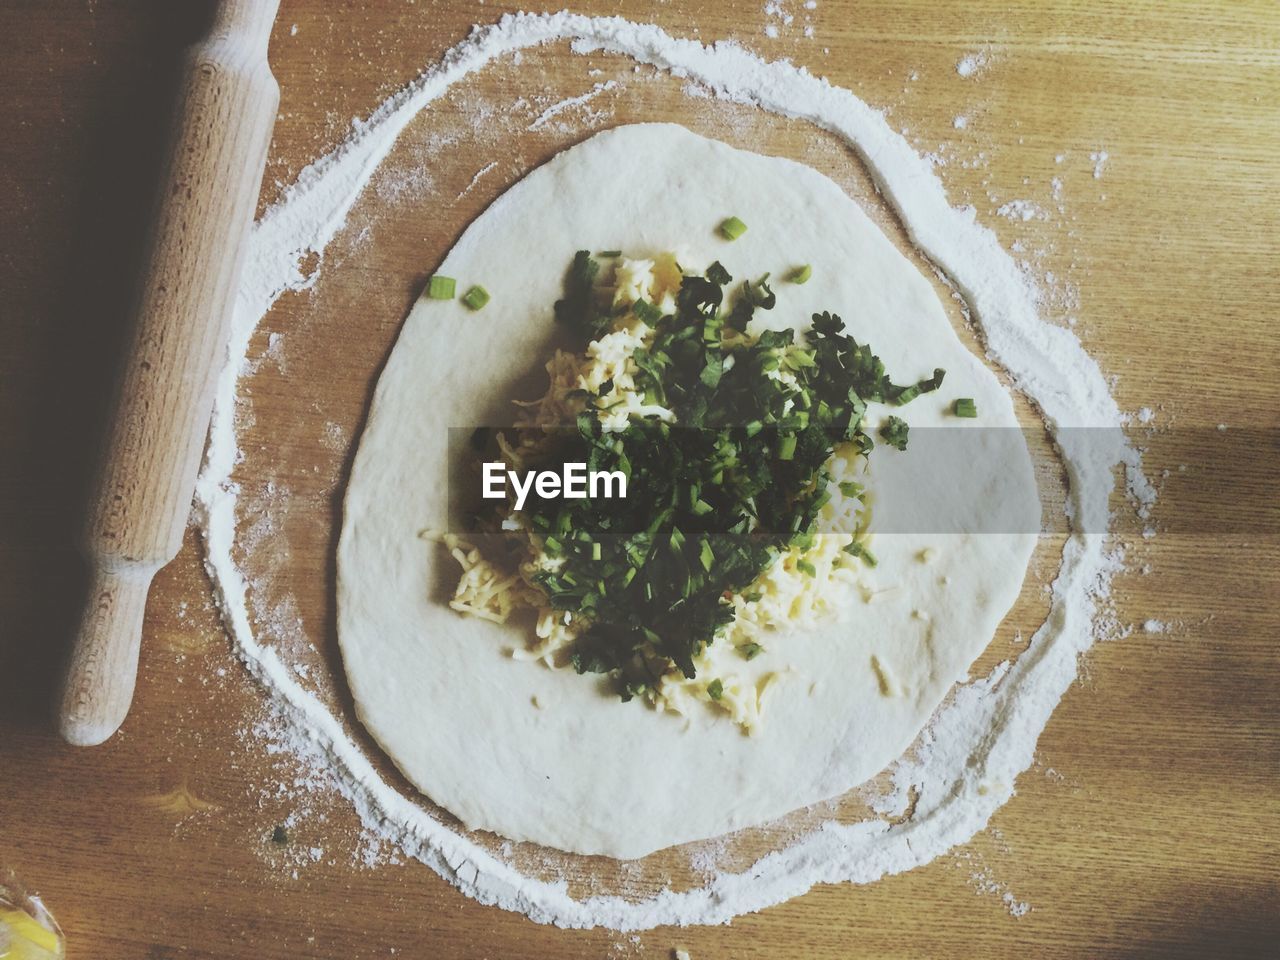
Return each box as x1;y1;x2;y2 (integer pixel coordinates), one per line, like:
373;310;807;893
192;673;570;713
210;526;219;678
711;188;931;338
337;124;1038;859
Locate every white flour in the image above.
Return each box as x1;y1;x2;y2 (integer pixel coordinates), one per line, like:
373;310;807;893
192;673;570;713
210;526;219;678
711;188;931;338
956;51;990;78
194;11;1150;930
528;79;618;129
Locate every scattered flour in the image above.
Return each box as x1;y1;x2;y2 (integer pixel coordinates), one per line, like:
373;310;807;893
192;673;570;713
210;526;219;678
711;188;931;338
1090;149;1109;179
456;160;498;199
1142;619;1166;634
956;51;990;77
195;10;1151;930
528;79;618;130
996;199;1047;222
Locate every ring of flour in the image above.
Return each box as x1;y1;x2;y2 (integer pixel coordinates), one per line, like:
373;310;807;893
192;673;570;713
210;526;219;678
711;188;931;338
195;12;1147;929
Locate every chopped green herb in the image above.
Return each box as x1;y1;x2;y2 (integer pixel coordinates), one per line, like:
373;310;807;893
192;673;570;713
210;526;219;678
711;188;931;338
954;397;978;418
878;415;910;451
598;249;622;257
796;558;817;576
426;275;456;300
790;264;813;284
739;642;763;660
270;825;289;845
633;299;662;326
706;678;724;700
472;246;941;699
554;250;607;339
843;540;878;567
461;285;490;311
719;216;748;241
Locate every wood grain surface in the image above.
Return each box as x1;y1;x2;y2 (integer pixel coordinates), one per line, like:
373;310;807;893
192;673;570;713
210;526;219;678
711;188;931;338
1;2;1276;958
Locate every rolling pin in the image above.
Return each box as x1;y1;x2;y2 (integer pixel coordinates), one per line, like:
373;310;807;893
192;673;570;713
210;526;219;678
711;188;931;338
58;0;281;746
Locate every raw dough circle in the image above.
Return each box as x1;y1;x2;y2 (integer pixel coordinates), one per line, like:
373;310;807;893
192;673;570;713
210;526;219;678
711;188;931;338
337;124;1038;859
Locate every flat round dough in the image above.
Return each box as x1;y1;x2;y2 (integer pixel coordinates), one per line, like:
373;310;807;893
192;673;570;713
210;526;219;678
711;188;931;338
337;123;1038;859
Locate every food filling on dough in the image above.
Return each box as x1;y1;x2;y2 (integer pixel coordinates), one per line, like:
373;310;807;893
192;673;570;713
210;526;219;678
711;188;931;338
431;241;946;732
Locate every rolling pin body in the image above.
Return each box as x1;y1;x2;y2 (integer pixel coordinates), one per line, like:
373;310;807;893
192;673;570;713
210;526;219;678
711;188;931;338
59;0;281;746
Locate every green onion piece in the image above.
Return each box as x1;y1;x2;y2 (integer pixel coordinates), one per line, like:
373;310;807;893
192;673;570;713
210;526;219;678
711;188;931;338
707;678;724;701
699;539;715;571
954;397;978;418
634;299;662;326
796;558;817;577
739;642;763;661
426;275;456;300
843;540;878;567
778;434;797;460
598;249;622;257
719;216;748;241
461;285;490;310
591;541;602;561
790;264;812;284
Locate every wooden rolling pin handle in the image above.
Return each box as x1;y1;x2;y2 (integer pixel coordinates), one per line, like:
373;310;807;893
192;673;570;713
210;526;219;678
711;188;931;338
61;562;158;746
58;0;280;747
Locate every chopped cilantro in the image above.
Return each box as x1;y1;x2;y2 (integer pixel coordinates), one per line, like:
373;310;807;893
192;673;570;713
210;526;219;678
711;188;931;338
878;415;910;451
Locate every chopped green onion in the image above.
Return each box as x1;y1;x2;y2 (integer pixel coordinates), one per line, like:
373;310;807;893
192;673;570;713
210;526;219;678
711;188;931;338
739;642;763;660
461;285;490;310
790;264;812;284
591;541;602;561
426;275;456;300
954;397;978;418
843;540;878;567
634;299;662;326
598;249;622;257
796;558;817;577
719;216;748;241
706;678;724;700
778;434;797;460
699;539;715;571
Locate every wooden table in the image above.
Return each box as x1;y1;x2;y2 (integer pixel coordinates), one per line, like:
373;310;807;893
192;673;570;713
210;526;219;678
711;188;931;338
2;2;1277;957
